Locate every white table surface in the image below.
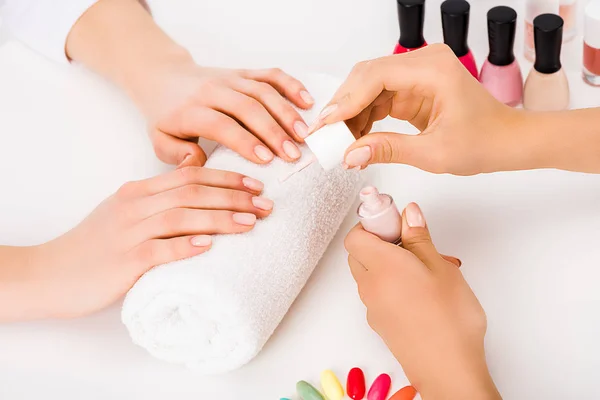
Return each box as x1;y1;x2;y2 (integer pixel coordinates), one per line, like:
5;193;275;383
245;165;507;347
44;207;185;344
1;0;600;399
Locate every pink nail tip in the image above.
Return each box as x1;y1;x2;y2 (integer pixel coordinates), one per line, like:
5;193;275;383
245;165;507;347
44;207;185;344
242;177;264;192
233;212;257;226
367;374;391;400
254;145;274;162
190;235;212;247
252;196;274;211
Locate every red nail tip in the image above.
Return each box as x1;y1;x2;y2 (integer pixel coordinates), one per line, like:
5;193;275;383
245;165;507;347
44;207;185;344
367;374;391;400
347;367;366;400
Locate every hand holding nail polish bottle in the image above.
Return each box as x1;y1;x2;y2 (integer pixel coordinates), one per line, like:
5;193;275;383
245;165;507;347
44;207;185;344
394;0;427;54
441;0;478;79
479;6;523;107
523;14;570;111
357;186;402;245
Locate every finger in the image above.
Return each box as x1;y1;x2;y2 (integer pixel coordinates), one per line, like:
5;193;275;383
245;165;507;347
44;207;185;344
151;129;207;167
308;44;459;132
136;208;257;241
441;254;462;267
230;78;309;142
130;235;212;275
179;106;275;165
344;222;413;273
238;68;314;109
212;88;302;162
348;254;368;283
140;184;273;220
125;166;264;198
401;202;446;271
343;132;440;172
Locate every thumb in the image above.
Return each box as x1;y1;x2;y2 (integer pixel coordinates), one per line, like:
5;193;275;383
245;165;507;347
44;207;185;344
401;202;444;270
343;132;433;170
152;130;207;167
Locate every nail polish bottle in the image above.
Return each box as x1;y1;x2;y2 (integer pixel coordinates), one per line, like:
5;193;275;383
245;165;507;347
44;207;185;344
559;0;578;42
525;0;559;61
523;14;570;111
583;0;600;86
357;186;402;245
479;6;523;107
394;0;427;54
441;0;478;79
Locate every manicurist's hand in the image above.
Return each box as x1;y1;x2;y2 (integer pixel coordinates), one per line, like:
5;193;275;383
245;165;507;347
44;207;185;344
309;44;535;176
0;167;271;321
345;203;501;399
66;0;314;167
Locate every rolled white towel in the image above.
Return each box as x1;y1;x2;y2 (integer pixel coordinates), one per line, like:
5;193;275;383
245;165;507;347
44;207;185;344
121;74;363;373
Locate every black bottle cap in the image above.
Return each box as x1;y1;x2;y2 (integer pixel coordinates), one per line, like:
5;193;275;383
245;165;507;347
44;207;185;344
441;0;471;57
397;0;426;49
533;14;564;74
487;6;517;66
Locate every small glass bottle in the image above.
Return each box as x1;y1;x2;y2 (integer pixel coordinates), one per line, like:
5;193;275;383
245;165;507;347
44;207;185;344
525;0;559;61
583;0;600;86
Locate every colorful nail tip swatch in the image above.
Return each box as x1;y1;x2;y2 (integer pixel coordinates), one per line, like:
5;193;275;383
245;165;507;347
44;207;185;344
389;385;418;400
297;380;326;400
347;367;366;399
367;373;392;400
321;370;344;400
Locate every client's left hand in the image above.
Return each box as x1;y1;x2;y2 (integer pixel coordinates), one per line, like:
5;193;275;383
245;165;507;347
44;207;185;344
345;203;501;400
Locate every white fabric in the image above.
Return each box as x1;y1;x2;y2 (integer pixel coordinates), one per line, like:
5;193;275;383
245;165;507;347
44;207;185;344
121;74;363;373
0;0;99;63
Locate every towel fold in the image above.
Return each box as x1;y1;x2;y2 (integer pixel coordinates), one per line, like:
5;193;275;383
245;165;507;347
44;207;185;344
121;74;363;373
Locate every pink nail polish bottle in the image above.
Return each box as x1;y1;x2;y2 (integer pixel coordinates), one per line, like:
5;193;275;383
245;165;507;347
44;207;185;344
441;0;478;79
357;186;402;245
394;0;428;55
479;6;523;107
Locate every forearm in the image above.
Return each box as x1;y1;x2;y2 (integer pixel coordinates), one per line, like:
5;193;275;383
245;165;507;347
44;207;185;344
513;108;600;173
0;245;44;322
65;0;193;103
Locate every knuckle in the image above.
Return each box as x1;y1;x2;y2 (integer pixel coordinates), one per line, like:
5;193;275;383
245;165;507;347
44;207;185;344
176;166;200;184
159;208;184;231
116;181;138;198
379;136;400;163
135;241;159;266
228;189;251;207
268;67;284;78
178;184;204;203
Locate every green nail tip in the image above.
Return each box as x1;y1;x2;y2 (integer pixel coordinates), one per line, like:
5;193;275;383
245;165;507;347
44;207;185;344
296;380;325;400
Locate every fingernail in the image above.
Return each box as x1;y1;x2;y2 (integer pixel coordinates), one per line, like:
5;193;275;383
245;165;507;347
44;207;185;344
319;104;338;120
342;162;349;170
252;196;274;211
177;154;192;168
457;258;463;267
242;177;264;192
283;140;301;159
344;146;372;167
294;120;309;139
406;203;426;228
299;90;314;105
191;235;212;247
254;145;274;162
352;166;361;171
233;212;257;226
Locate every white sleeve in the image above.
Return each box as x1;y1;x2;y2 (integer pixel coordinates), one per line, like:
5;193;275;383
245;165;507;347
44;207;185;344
0;0;99;63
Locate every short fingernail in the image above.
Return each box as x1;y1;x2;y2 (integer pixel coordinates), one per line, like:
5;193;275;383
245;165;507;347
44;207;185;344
177;154;192;168
254;145;274;162
252;196;274;211
294;120;309;138
319;104;338;119
299;90;314;105
242;177;264;192
191;235;212;247
456;258;463;267
233;212;257;226
283;140;301;159
406;203;426;228
345;146;372;167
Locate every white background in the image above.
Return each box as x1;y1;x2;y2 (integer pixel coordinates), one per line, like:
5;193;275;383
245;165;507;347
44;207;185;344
1;0;600;399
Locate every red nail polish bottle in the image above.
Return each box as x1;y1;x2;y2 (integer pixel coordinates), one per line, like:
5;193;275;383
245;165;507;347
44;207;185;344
394;0;427;54
441;0;478;79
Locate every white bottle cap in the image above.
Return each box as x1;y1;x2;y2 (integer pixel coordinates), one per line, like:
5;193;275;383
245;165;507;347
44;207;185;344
526;0;559;22
304;122;356;171
585;0;600;49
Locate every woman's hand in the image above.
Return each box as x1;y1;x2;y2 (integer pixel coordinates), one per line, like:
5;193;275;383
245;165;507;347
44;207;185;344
131;63;314;167
310;44;534;176
66;0;314;168
7;167;271;320
345;203;501;399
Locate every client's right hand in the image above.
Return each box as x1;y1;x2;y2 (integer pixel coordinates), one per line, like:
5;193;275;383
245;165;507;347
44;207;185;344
28;167;272;319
